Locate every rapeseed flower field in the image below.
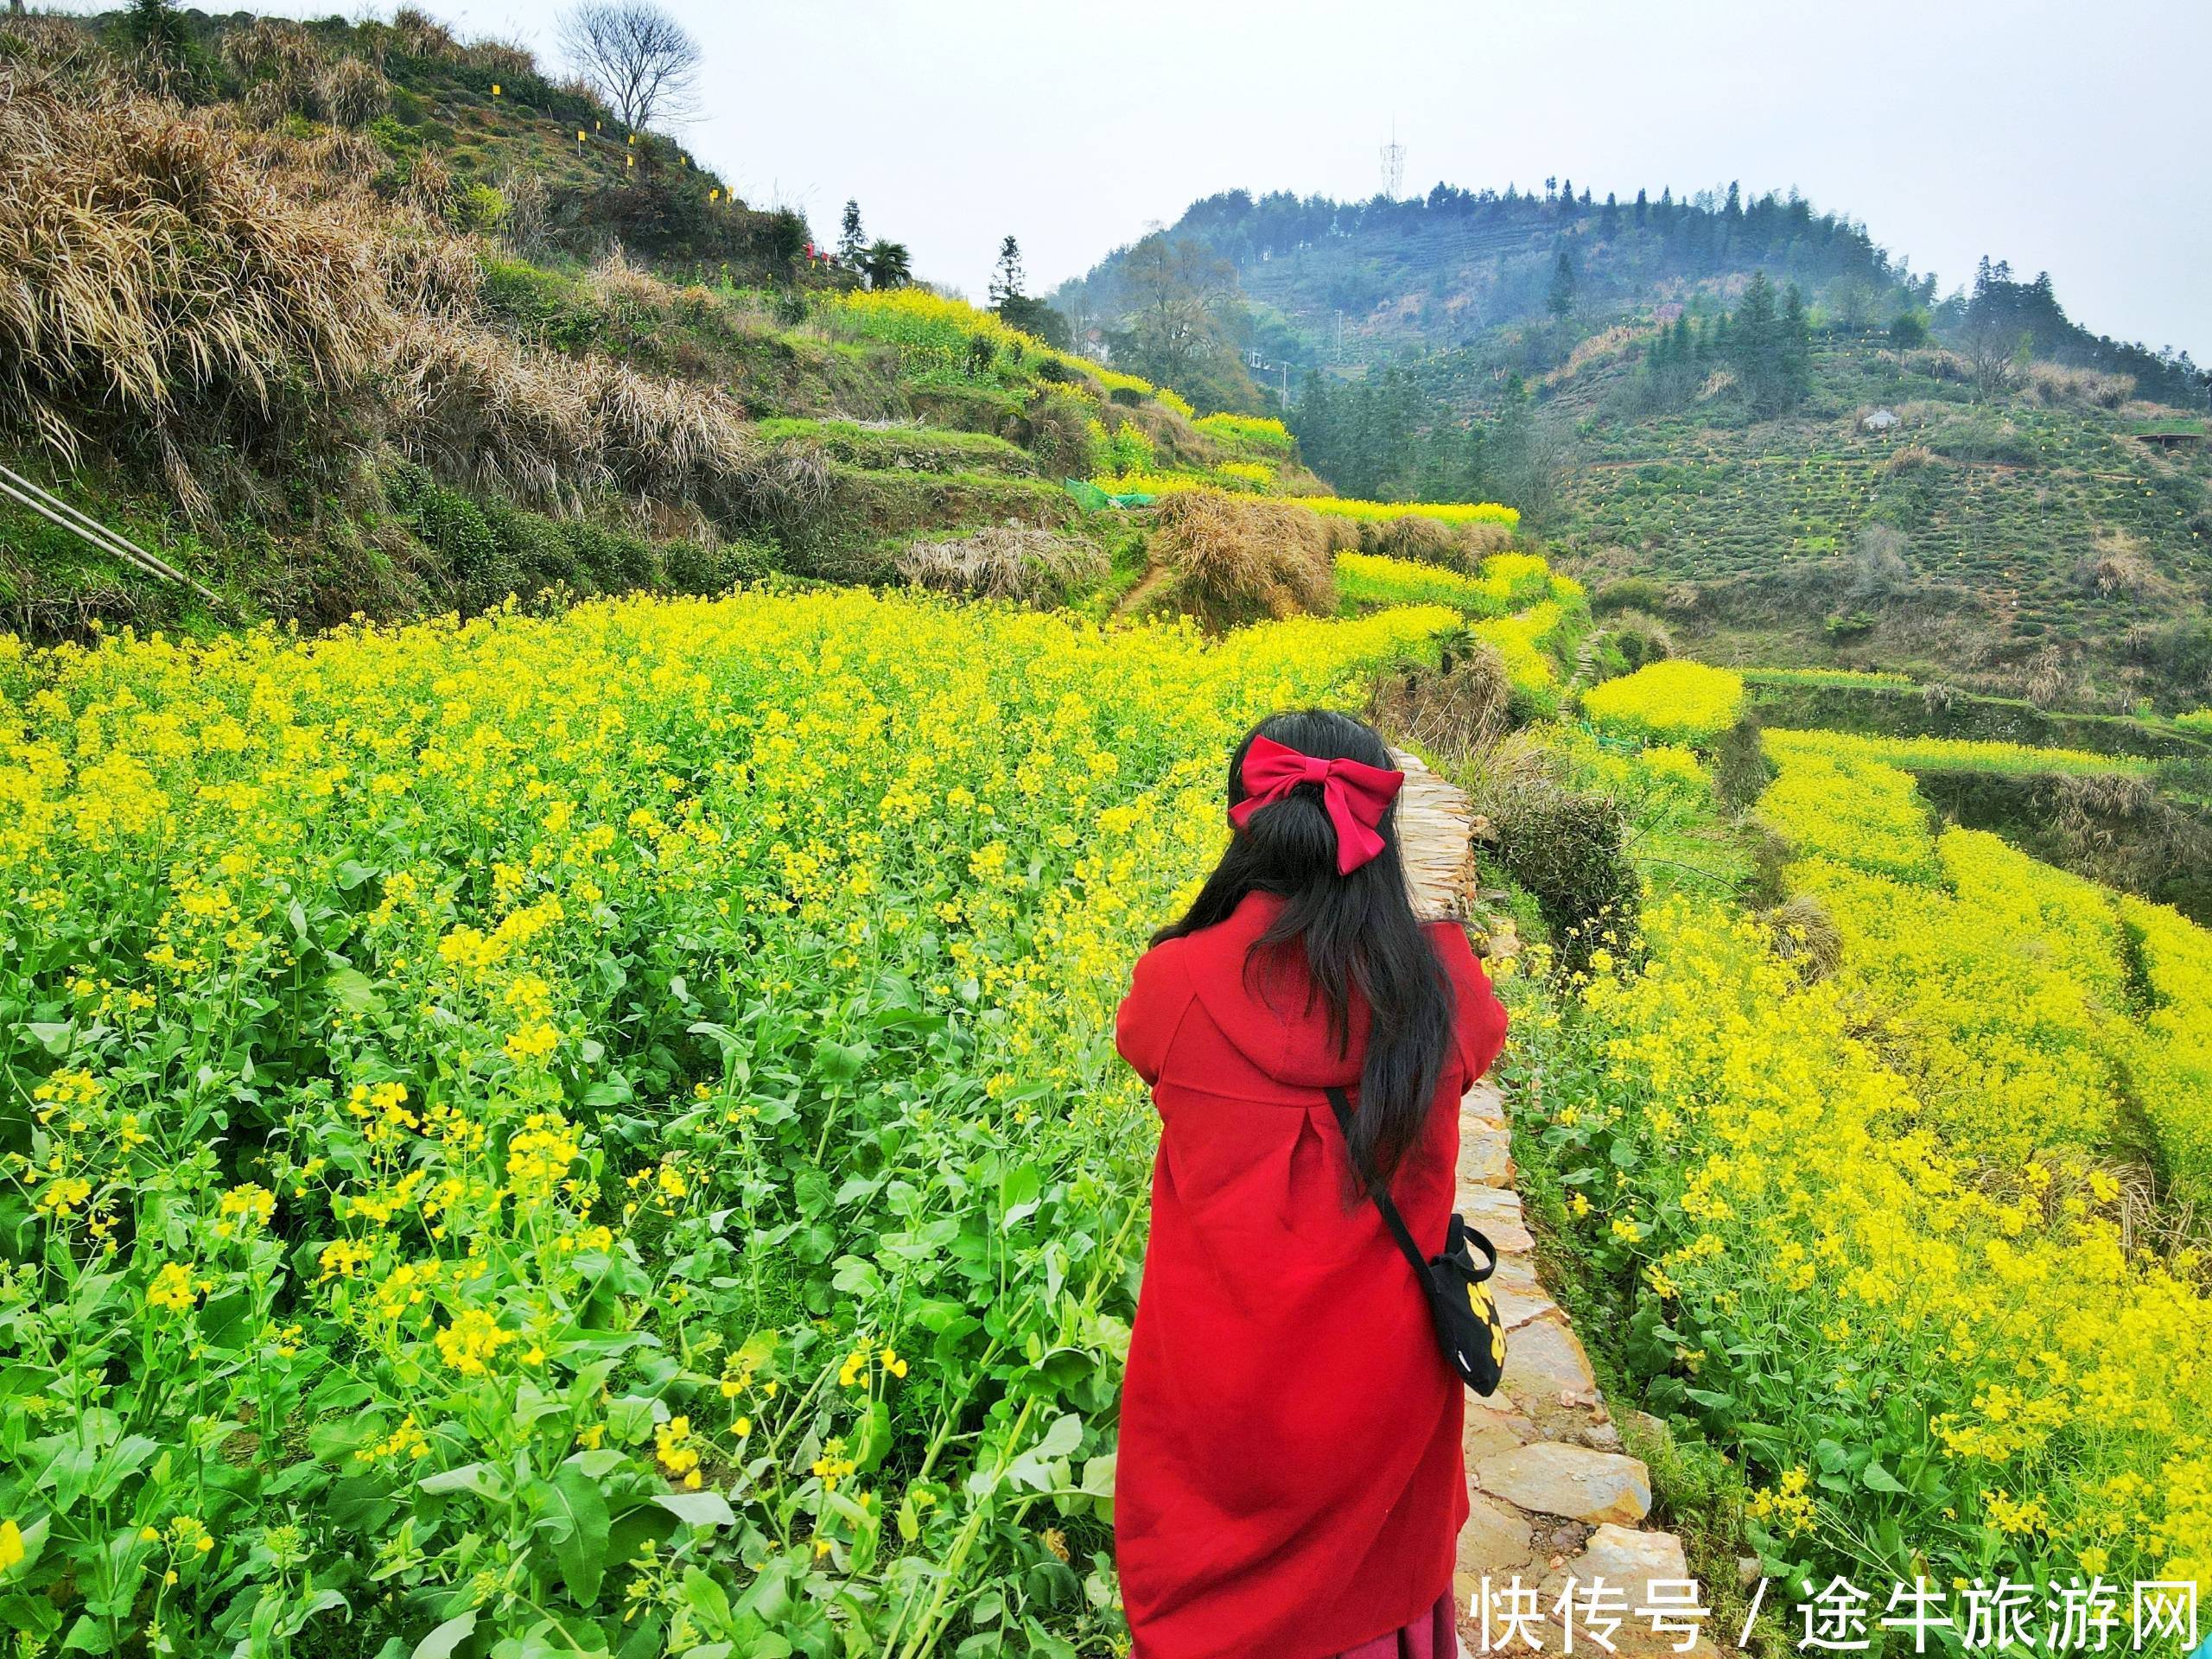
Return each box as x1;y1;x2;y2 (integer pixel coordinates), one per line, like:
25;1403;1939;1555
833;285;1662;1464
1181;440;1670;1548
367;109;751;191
0;589;1455;1655
1515;691;2212;1614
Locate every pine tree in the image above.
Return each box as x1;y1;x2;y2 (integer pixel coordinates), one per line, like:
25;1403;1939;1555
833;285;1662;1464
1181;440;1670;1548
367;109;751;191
837;200;865;265
1780;283;1813;405
988;235;1026;306
1548;250;1576;321
1633;187;1649;228
1600;192;1620;238
1727;270;1788;414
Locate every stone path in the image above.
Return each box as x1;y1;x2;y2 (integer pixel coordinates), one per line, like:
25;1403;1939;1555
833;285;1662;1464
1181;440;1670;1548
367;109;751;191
1451;1080;1723;1657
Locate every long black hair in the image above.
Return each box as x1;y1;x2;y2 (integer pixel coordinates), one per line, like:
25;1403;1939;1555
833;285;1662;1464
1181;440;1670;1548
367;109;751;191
1154;709;1454;1191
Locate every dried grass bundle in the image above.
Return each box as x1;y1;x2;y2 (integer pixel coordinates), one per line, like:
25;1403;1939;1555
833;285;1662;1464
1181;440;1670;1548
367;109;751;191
391;7;461;61
2022;360;2133;410
391;325;601;508
1147;491;1334;628
588;248;677;321
1353;513;1510;572
1763;893;1842;981
391;326;763;516
1369;647;1512;763
895;527;1107;607
461;37;539;79
220;18;327;86
320;56;391;130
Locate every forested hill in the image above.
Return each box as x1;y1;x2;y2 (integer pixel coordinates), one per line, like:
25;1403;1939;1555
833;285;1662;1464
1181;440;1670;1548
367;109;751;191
1063;183;2204;408
1057;183;2212;709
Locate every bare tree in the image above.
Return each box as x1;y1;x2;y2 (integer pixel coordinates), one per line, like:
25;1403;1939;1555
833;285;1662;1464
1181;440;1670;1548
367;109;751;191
558;1;700;133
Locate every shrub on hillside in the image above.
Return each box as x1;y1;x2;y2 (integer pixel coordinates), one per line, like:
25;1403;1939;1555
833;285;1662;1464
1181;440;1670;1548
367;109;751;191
2022;360;2133;409
1350;513;1514;571
2071;532;2173;603
1022;393;1096;480
1592;575;1667;615
320;54;391;128
393;325;766;518
1145;492;1334;628
1926;410;2037;466
1473;744;1639;973
1607;609;1674;669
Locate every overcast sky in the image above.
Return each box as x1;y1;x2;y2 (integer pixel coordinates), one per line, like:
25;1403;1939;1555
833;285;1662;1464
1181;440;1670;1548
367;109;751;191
180;0;2209;354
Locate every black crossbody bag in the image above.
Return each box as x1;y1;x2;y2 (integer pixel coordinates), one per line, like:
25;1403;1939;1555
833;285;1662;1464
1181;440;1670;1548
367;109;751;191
1326;1085;1507;1396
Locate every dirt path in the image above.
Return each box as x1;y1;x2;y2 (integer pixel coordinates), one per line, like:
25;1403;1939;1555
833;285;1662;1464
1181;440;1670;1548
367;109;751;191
1451;1079;1723;1656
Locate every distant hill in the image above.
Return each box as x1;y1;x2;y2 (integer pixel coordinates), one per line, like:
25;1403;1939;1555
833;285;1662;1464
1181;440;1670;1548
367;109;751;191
1058;186;2212;709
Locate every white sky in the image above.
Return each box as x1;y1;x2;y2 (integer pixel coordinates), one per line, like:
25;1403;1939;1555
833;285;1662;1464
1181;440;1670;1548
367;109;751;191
134;0;2212;354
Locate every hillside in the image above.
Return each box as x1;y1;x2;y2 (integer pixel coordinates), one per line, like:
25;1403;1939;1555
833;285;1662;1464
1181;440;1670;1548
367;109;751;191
1059;186;2212;709
0;7;1295;639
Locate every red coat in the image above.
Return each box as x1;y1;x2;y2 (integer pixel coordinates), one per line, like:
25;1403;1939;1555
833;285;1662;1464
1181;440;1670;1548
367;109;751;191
1112;891;1510;1659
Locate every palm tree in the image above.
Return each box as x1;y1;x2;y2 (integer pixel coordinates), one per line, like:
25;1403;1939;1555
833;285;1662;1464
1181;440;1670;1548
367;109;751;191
860;239;912;291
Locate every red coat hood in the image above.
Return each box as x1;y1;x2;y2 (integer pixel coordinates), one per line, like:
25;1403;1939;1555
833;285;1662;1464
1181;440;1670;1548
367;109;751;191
1171;891;1367;1088
1158;889;1504;1093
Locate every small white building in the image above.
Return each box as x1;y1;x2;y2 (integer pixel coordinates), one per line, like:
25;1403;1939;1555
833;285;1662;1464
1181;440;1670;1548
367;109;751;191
1862;408;1900;431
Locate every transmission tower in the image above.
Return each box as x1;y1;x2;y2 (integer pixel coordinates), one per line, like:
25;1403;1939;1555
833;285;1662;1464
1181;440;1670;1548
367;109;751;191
1379;121;1404;200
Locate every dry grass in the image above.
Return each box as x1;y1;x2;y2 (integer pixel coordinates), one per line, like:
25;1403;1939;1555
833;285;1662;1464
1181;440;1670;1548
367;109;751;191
1883;442;1938;475
1762;893;1842;982
1353;513;1513;570
0;70;397;509
2023;360;2133;409
391;7;461;60
2072;531;2174;603
321;56;391;130
1888;346;1974;383
0;44;766;535
460;36;539;79
588;247;680;321
894;527;1107;607
393;325;765;517
1368;645;1512;763
1144;491;1334;628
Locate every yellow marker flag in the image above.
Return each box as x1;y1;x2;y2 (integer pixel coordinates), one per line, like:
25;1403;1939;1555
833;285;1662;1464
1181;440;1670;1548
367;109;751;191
577;130;586;143
491;83;501;96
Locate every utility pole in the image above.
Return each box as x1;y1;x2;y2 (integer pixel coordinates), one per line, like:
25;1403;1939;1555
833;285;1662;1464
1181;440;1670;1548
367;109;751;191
1379;120;1405;201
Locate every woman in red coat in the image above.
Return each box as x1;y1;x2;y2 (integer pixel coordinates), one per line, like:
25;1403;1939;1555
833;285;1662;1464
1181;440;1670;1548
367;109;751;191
1113;709;1509;1659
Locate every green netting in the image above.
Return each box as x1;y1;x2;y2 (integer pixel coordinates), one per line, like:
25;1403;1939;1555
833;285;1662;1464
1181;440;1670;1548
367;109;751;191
1062;478;1158;512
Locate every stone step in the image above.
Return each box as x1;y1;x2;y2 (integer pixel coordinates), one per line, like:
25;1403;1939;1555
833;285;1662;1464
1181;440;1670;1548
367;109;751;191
1459;1120;1514;1190
1497;1313;1603;1417
1471;1442;1653;1527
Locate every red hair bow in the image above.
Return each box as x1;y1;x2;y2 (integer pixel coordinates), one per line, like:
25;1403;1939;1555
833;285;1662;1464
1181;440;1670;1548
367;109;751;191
1228;734;1404;875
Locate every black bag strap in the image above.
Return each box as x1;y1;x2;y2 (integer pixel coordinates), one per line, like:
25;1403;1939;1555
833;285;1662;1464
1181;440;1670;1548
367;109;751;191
1325;1084;1432;1281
